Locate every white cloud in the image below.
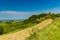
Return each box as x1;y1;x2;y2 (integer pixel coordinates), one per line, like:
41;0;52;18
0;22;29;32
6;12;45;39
0;11;36;19
0;11;33;15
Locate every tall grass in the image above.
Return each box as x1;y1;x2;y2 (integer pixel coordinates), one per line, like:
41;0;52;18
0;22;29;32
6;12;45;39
25;28;40;40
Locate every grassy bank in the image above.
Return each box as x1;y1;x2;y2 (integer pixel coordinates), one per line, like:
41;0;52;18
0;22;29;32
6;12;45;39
26;19;60;40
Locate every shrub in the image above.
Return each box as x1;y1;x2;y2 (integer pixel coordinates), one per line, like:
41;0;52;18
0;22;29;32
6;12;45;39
0;25;4;35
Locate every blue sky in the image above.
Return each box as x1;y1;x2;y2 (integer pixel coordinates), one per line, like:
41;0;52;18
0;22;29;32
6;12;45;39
0;0;60;20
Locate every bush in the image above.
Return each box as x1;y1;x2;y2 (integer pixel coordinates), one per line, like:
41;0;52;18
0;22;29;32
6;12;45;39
0;25;4;35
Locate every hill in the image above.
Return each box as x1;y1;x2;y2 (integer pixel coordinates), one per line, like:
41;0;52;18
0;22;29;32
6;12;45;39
0;19;53;40
0;12;60;40
26;18;60;40
0;12;53;35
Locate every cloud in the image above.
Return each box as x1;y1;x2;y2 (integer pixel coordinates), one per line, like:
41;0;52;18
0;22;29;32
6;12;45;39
0;11;36;19
0;11;33;15
0;11;35;17
1;7;60;19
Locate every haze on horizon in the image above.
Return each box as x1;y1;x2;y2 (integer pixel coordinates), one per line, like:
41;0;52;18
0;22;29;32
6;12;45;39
0;0;60;20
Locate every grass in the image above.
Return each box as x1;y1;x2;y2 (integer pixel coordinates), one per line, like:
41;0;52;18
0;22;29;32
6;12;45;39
6;22;37;34
25;28;38;40
1;22;37;35
0;20;37;35
26;19;60;40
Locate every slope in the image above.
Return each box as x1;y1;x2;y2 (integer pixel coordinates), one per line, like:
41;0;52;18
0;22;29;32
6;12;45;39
38;19;60;40
0;19;53;40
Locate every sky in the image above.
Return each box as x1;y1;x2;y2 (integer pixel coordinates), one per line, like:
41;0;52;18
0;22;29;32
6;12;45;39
0;0;60;20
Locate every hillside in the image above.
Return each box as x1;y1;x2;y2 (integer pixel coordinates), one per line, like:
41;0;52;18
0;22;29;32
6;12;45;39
26;18;60;40
0;13;60;40
0;13;52;35
0;19;53;40
38;19;60;40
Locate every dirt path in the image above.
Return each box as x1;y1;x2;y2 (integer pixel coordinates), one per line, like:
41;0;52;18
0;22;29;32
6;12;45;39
0;19;53;40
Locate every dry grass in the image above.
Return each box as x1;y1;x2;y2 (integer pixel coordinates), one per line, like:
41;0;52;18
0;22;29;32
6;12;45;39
0;19;53;40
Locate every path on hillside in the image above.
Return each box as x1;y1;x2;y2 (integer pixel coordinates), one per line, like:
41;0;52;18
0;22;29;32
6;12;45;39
0;19;53;40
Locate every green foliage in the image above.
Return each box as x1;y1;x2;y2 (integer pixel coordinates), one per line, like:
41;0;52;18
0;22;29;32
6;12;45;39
0;19;37;35
0;25;4;35
25;28;40;40
23;13;49;24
